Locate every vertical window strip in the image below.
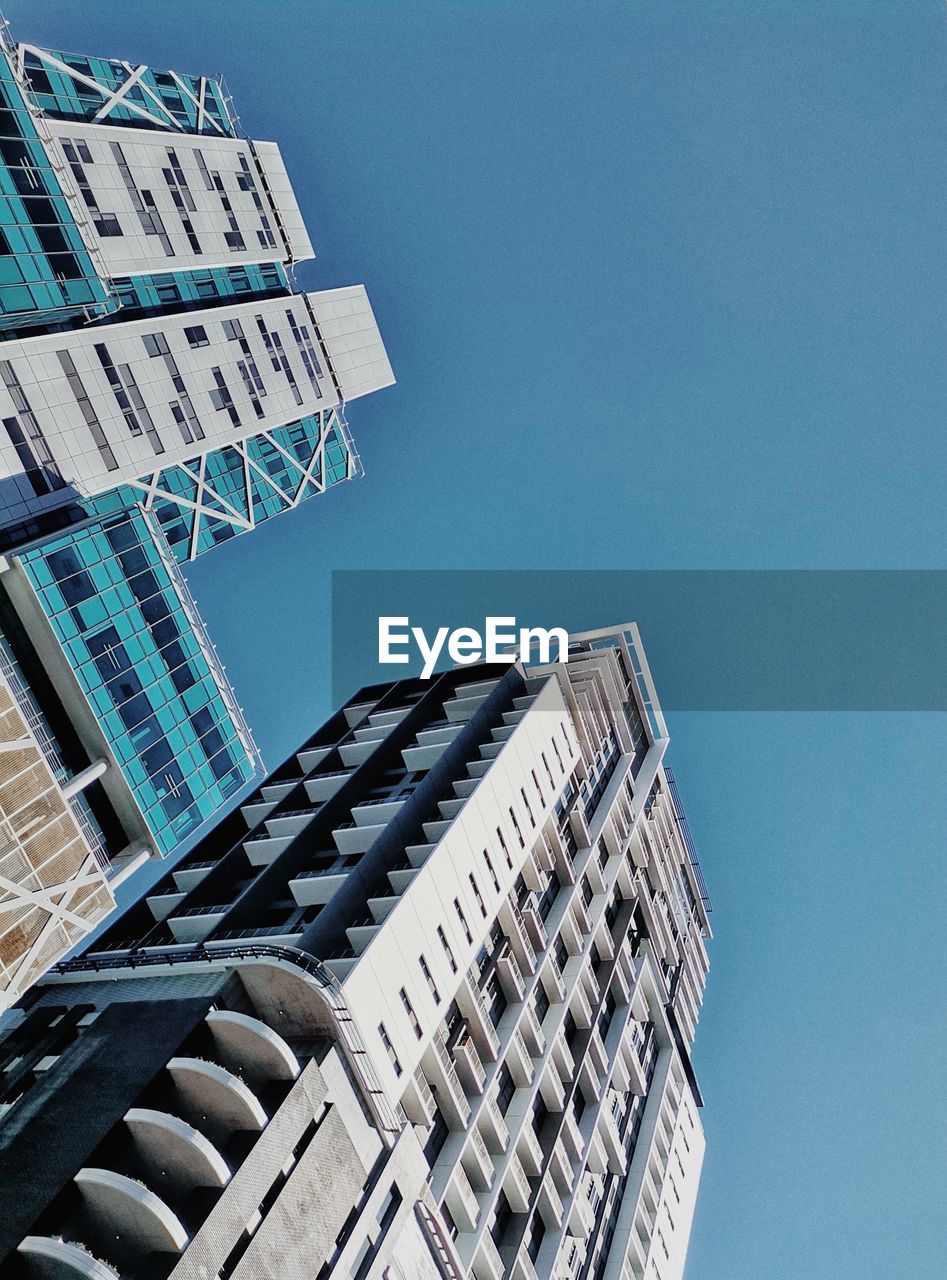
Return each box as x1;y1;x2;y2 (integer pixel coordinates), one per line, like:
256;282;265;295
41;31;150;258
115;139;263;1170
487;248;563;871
0;360;66;495
55;351;117;471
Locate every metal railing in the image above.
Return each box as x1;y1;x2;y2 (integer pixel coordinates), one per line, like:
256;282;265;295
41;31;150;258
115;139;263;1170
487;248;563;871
49;942;404;1138
662;768;712;912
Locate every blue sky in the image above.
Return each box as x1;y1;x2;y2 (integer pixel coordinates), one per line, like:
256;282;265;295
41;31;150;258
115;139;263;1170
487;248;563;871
12;2;946;1276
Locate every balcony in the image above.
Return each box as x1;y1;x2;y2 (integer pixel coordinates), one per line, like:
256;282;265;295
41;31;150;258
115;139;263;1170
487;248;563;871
569;983;593;1030
332;820;386;856
518;1004;545;1058
17;1238;120;1279
560;1108;585;1164
550;1032;574;1083
558;910;583;956
587;1026;609;1080
472;1232;504;1280
457;979;501;1062
536;1177;563;1229
516;1121;544;1178
585;1128;608;1176
502;906;537;975
304;771;350;803
146;890;185;923
453;1034;487;1095
521;903;548;951
243;832;293;866
503;1151;532;1212
567;1190;594;1239
338;738;381;767
403;740;451;771
572;896;592;938
462;1125;495;1191
569;807;591;851
480;1089;510;1155
578;1056;603;1104
520;848;543;892
599;1107;626;1174
543;960;566;1005
166;1057;266;1143
504;1029;533;1087
204;1010;299;1086
547;826;577;885
426;1037;471;1128
444;1164;480;1234
548;1140;574;1195
289;867;350;907
296;746;332;772
172;860;216;894
167;904;228;945
123;1108;230;1194
538;1064;565;1112
401;1068;437;1127
497;944;525;1003
74;1167;188;1256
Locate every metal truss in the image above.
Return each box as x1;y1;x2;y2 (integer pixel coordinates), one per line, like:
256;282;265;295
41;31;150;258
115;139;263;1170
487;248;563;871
15;43;232;135
129;407;356;562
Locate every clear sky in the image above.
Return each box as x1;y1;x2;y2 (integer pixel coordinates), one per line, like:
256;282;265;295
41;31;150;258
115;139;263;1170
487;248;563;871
10;2;946;1276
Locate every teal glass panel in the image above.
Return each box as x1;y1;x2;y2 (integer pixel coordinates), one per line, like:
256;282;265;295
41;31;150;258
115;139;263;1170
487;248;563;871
0;49;111;331
16;505;259;856
20;48;235;137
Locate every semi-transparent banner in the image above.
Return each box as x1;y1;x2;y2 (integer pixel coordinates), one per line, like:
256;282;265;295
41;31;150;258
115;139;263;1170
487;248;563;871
330;570;946;710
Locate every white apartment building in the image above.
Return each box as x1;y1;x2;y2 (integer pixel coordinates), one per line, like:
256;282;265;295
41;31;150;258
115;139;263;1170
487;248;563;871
73;623;713;1280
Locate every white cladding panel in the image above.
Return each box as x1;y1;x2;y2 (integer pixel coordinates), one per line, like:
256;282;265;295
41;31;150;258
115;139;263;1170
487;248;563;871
308;286;395;401
46;119;312;274
0;293;338;523
341;677;578;1096
254;141;315;264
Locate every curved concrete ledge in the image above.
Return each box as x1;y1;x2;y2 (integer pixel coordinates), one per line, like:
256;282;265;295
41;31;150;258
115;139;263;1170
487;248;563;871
205;1008;299;1084
17;1237;120;1280
74;1168;187;1253
167;1056;267;1136
124;1107;231;1191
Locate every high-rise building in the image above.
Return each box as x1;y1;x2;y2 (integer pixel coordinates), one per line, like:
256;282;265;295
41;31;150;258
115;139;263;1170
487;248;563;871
0;625;713;1280
0;496;259;1010
0;22;395;1003
0;28;393;555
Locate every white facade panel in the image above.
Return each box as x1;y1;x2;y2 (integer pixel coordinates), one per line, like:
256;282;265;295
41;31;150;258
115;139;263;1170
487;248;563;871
0;293;339;524
308;285;396;401
253;141;316;264
46;119;313;275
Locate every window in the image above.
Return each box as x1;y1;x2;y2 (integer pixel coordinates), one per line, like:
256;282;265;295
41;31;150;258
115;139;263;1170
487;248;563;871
542;751;555;790
419;954;440;1004
454;898;473;946
483;849;500;893
521;786;535;824
509;807;524;848
469;873;487;918
497;827;512;869
532;768;545;804
184;325;208;347
533;981;550;1025
437;925;457;973
495;1063;516;1115
142;333;170;357
378;1023;402;1077
400;987;422;1040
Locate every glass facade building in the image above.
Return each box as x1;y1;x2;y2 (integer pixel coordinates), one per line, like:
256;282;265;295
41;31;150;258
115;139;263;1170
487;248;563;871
0;40;112;333
14;502;258;855
0;17;392;1003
